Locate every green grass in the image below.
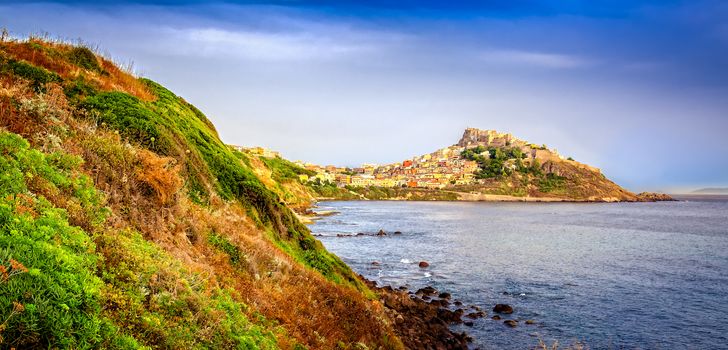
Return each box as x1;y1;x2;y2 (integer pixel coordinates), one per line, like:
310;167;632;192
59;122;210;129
0;131;114;348
208;233;247;268
0;131;282;349
0;56;61;91
260;157;315;184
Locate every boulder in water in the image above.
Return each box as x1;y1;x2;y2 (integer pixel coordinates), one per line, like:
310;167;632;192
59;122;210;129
504;319;518;328
493;304;514;314
418;261;430;268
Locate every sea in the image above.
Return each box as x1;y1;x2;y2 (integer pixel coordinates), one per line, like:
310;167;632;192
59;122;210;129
308;196;728;349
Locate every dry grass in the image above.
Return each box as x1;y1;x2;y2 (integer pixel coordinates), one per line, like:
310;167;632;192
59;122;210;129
0;35;153;101
135;149;183;205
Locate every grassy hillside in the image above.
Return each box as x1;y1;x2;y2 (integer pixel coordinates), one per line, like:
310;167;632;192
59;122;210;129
0;36;402;349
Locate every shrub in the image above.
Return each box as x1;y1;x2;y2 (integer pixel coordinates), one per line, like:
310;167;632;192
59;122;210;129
539;173;566;193
81;91;170;153
0;57;61;91
261;156;315;183
0;131;106;348
66;47;101;72
208;233;247;268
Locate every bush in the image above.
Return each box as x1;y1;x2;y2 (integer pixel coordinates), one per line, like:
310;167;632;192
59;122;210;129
81;92;170;153
0;131;106;348
66;47;101;72
539;173;566;193
0;57;61;91
208;233;247;267
261;156;315;183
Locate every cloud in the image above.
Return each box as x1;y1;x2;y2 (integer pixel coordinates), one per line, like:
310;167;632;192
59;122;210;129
479;49;593;69
160;23;403;62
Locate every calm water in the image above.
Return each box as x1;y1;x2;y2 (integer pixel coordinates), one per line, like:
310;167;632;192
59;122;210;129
309;198;728;349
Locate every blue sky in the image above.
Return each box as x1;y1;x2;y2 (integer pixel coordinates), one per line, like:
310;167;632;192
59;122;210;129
1;0;727;192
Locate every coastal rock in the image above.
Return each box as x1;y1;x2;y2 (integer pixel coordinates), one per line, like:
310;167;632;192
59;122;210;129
637;192;675;202
492;315;501;320
504;320;518;328
416;286;438;296
368;278;470;349
377;229;387;236
438;292;451;299
371;261;381;266
438;308;464;324
418;261;430;268
394;231;403;234
493;304;514;314
464;321;474;327
525;319;536;325
466;311;486;319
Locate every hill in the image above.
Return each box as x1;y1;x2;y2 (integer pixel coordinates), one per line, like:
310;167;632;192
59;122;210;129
0;36;425;349
300;128;666;202
692;188;728;194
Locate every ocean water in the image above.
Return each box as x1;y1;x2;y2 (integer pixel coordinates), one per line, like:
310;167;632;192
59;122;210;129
308;198;728;349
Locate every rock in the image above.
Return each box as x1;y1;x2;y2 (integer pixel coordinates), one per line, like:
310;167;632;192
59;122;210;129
491;315;501;320
394;231;402;234
356;232;366;236
637;192;675;202
466;311;486;319
371;261;381;266
377;229;387;236
464;321;474;327
415;286;437;296
438;292;451;299
504;320;518;328
525;319;536;325
418;261;430;268
454;301;463;306
493;304;514;314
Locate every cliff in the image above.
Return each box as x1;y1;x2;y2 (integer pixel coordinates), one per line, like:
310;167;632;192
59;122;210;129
0;37;414;349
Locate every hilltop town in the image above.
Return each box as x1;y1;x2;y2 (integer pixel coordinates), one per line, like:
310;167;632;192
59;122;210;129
292;128;583;189
237;128;654;202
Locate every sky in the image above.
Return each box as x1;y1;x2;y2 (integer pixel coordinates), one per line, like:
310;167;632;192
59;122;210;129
1;0;727;192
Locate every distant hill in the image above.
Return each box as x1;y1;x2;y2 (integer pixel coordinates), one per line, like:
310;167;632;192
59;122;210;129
692;188;728;194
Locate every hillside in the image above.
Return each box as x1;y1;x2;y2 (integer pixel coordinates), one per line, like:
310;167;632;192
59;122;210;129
0;36;417;349
301;128;665;202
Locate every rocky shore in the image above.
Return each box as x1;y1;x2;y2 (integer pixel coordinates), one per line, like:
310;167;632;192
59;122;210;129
363;278;473;349
636;192;676;201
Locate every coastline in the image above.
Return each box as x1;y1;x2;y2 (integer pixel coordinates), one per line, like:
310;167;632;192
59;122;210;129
364;277;473;349
312;191;675;203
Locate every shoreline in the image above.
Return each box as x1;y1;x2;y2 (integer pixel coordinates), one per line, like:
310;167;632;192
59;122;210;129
363;277;474;349
312;193;676;203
